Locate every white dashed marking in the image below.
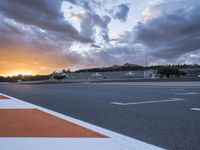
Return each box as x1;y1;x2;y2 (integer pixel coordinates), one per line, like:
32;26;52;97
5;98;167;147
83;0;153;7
191;108;200;111
175;92;198;95
110;98;185;106
169;89;185;91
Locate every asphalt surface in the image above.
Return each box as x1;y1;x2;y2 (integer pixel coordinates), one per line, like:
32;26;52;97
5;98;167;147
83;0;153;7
0;83;200;150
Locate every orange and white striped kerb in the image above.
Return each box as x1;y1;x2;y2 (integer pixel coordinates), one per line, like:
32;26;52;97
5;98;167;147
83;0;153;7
0;93;164;150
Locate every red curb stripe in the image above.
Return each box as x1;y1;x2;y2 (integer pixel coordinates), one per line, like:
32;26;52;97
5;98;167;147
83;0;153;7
0;95;10;100
0;109;107;138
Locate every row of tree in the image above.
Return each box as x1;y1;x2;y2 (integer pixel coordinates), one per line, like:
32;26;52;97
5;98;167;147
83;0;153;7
76;64;200;73
157;67;186;78
0;75;51;83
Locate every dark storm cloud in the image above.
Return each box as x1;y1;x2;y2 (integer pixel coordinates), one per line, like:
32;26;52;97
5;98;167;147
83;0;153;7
0;17;26;49
70;11;111;41
82;44;146;67
0;0;113;73
134;2;200;59
0;17;83;72
66;0;90;10
0;0;91;43
65;0;104;10
0;0;92;73
90;43;101;48
1;0;200;72
112;4;130;22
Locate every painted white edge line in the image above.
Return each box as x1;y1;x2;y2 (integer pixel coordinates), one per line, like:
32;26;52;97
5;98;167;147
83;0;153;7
0;93;165;150
175;92;199;95
110;98;185;106
191;108;200;111
169;89;185;91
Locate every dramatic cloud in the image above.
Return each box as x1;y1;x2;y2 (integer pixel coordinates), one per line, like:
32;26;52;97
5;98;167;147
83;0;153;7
0;17;82;75
80;44;146;67
0;0;199;75
0;0;91;43
0;0;90;75
134;1;200;59
65;0;105;11
70;11;111;41
112;4;130;22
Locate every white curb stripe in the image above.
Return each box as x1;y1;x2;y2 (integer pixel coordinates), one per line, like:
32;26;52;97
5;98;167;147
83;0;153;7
0;100;33;109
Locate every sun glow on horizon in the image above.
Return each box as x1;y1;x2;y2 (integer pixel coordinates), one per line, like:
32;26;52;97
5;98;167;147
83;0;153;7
2;70;35;77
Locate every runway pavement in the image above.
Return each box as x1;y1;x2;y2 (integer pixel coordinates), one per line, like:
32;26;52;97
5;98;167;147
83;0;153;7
0;82;199;150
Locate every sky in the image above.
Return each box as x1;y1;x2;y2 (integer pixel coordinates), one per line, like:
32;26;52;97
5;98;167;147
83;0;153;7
0;0;200;76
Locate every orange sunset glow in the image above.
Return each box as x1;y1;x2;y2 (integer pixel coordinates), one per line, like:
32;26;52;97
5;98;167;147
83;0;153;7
0;57;69;77
0;48;78;76
3;71;34;77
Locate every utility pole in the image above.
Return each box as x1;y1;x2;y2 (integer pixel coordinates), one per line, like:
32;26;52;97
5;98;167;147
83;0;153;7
145;52;148;67
144;52;148;79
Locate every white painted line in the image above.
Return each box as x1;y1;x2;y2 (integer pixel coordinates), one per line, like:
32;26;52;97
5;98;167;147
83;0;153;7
0;93;165;150
0;138;140;150
110;98;185;106
175;92;199;95
0;100;33;109
191;108;200;111
169;89;185;91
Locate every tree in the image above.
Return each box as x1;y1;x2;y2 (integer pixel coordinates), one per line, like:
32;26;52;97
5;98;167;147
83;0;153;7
157;67;186;78
53;74;66;81
62;69;71;73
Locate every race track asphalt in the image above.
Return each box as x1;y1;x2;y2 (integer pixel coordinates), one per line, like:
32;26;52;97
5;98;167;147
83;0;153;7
0;83;199;150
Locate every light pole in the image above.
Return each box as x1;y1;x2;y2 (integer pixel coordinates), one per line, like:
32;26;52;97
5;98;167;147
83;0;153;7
145;52;148;67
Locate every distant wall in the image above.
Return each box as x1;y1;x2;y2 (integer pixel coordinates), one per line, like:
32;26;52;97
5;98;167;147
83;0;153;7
180;68;200;77
64;71;148;80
